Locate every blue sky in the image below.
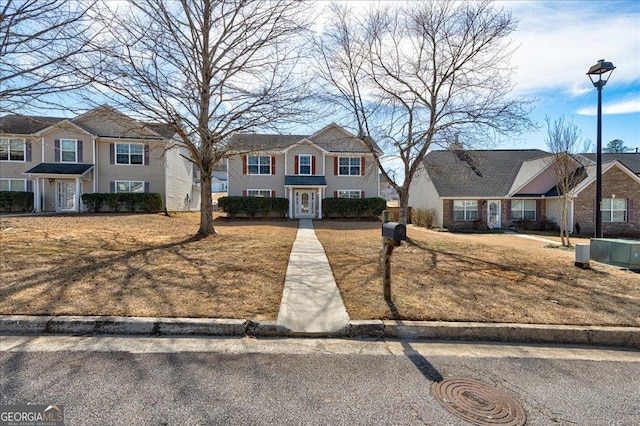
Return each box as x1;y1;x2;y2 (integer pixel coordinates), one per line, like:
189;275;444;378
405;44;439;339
496;0;640;152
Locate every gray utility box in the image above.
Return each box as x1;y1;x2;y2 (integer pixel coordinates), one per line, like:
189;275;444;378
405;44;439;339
590;238;640;270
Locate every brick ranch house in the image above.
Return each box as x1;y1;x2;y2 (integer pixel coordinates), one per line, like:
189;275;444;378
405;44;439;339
409;149;640;236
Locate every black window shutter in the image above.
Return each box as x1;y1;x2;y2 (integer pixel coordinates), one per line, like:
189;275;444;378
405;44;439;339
26;180;33;191
144;182;149;193
77;140;83;163
144;144;150;165
628;198;634;222
110;143;115;164
54;139;60;162
26;141;32;162
110;181;115;193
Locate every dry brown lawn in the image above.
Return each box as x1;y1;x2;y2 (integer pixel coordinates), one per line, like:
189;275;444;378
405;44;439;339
0;213;298;320
314;222;640;326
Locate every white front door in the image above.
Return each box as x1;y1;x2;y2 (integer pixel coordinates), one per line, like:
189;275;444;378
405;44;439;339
56;180;76;212
295;190;315;218
487;200;501;229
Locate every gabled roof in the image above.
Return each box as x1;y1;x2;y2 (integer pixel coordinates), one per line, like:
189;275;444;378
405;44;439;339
0;106;173;140
228;124;382;154
580;153;640;175
0;115;65;134
570;160;640;196
424;149;550;197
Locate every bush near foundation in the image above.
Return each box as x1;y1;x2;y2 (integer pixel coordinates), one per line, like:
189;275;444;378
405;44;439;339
0;191;33;212
218;196;289;218
81;193;163;213
322;197;386;219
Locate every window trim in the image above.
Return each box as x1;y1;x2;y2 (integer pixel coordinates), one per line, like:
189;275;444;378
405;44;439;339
602;198;627;223
337;156;361;176
115;142;145;166
453;200;478;221
247;189;272;197
0;138;26;162
59;139;78;163
247;155;272;175
114;180;145;193
0;178;27;191
337;189;362;199
298;154;312;176
510;199;537;221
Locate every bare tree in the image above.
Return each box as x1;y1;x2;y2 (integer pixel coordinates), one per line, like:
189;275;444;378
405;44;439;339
545;116;585;247
0;0;96;114
76;0;311;236
317;1;534;224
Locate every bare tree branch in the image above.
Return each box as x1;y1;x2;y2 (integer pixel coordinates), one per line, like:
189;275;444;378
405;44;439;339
316;0;535;223
72;0;312;236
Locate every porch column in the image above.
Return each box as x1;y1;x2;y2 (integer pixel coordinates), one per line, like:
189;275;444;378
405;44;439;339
34;178;41;212
288;188;293;218
75;177;81;212
318;188;323;219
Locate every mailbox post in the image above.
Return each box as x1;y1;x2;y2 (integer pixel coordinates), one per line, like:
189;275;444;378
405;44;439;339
381;222;406;302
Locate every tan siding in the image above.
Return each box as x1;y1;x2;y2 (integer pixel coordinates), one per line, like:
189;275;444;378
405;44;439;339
42;128;93;163
227;154;285;197
324;155;377;197
96;140;166;197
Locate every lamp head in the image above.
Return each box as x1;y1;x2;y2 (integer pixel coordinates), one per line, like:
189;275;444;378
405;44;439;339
587;59;615;87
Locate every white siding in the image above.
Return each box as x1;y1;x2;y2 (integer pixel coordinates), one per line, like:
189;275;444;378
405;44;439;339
165;143;199;211
409;164;444;227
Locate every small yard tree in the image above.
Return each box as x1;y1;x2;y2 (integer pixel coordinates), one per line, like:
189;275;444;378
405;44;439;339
545;116;585;246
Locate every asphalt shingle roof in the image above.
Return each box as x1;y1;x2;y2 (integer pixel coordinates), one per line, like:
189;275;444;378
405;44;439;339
0;115;65;134
581;153;640;174
0;113;175;139
284;175;327;186
424;149;550;197
229;127;382;154
25;163;94;175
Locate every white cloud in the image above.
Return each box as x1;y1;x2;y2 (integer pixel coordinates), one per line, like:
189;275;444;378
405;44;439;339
506;1;640;96
576;99;640;116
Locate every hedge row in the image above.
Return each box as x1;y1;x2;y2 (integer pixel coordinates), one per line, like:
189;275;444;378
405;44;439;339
322;197;386;219
218;196;289;218
0;191;34;212
81;193;163;213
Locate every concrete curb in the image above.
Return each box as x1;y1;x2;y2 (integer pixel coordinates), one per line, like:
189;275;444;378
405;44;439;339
1;315;638;349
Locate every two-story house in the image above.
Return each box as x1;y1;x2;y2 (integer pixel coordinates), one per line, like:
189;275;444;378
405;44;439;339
0;105;200;212
227;124;381;219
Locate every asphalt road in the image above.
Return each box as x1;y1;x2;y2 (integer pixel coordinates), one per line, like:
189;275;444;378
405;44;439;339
1;336;639;425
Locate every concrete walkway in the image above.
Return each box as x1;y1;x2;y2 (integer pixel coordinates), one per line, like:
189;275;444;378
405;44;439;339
276;219;350;333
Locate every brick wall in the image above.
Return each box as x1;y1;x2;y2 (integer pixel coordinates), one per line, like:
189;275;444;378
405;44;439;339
573;166;640;237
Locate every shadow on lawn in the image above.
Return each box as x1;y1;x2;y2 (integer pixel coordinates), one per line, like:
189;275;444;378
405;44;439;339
0;232;284;318
402;236;637;325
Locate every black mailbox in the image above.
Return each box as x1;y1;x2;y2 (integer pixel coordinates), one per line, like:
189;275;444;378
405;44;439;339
382;222;406;244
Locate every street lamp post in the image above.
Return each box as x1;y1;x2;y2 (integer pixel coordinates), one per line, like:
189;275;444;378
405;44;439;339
586;59;615;238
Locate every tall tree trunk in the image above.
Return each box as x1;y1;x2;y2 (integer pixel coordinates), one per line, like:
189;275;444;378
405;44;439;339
398;189;410;225
198;171;216;236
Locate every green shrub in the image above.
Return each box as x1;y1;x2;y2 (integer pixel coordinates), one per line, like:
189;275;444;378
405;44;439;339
80;193;104;212
412;208;437;228
80;193;163;213
218;196;289;218
0;191;33;212
322;197;386;219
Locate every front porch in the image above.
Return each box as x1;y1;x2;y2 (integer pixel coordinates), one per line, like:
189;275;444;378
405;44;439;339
284;175;327;219
23;163;94;213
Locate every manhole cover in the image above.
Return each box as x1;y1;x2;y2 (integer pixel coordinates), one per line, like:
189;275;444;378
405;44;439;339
432;377;526;425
